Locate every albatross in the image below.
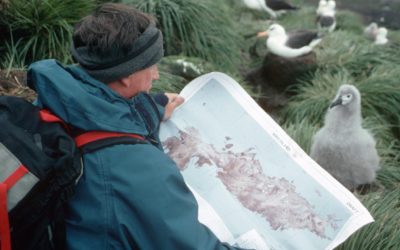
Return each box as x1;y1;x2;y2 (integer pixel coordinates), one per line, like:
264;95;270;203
364;23;389;45
242;0;299;19
316;0;327;16
375;27;389;45
310;84;380;191
326;0;336;11
364;22;379;41
257;23;322;58
317;0;336;16
316;1;336;33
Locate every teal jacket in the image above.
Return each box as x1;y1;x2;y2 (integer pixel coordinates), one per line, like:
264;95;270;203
28;60;240;250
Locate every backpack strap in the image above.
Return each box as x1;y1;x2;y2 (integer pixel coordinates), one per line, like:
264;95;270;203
75;131;147;154
39;109;147;153
0;165;29;250
39;109;71;133
0;183;11;250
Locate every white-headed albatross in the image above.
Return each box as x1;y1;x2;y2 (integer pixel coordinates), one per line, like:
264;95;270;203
243;0;299;19
316;0;328;15
316;1;336;33
257;23;322;58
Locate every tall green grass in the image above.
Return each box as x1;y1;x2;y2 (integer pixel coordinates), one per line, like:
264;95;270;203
0;0;95;70
336;189;400;250
123;0;243;73
282;119;319;153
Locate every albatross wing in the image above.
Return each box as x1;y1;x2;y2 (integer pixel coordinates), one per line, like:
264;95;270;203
285;31;320;49
266;0;299;10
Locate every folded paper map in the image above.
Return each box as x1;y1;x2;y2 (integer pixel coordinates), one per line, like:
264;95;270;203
159;72;374;250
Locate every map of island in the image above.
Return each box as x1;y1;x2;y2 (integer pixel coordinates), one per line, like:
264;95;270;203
159;72;373;250
163;126;336;238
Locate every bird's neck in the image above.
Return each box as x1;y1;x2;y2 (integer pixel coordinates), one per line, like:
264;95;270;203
269;34;288;44
325;108;362;132
322;9;335;16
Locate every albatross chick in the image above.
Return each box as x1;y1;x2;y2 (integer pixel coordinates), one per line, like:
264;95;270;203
310;84;380;191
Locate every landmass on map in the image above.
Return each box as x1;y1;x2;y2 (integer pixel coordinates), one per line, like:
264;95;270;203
163;126;339;238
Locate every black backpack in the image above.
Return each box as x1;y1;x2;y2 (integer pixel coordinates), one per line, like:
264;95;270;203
0;96;145;250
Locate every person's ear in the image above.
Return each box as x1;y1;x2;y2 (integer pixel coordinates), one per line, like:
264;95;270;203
119;77;131;88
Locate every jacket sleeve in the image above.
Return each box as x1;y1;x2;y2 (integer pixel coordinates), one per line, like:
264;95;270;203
151;92;169;107
108;143;248;250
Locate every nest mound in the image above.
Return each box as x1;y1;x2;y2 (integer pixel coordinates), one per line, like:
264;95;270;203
245;52;318;117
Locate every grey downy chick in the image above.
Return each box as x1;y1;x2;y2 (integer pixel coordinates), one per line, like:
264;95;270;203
310;84;380;191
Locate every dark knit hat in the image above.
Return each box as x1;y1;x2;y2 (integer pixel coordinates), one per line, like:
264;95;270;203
71;24;164;83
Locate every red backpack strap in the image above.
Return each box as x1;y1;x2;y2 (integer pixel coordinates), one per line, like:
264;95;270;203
74;131;145;148
39;109;71;133
39;109;63;123
0;165;29;250
39;109;146;152
0;183;11;250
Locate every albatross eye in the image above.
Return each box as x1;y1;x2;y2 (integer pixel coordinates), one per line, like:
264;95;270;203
342;93;353;105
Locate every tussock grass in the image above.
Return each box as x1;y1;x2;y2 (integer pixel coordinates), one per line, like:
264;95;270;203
377;153;400;190
335;10;365;33
282;119;319;154
337;190;400;250
152;71;187;94
344;45;400;78
357;66;400;135
0;0;95;69
279;6;321;31
1;38;27;70
363;116;400;189
156;55;255;96
158;56;216;81
281;68;349;126
123;0;243;73
315;30;370;70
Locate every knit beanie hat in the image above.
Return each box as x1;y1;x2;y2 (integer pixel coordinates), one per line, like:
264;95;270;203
71;23;164;83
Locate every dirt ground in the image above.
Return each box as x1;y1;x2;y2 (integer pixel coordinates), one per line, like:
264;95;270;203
0;69;36;101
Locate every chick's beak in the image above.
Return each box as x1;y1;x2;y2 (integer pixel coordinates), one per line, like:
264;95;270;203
257;31;269;38
329;97;342;109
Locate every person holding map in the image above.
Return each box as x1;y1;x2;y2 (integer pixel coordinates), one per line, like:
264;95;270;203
27;2;248;250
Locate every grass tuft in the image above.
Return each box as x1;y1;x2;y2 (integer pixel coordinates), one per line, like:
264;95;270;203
123;0;243;73
0;0;95;69
336;189;400;250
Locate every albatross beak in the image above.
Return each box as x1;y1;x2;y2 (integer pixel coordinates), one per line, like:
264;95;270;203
329;97;342;109
257;31;269;38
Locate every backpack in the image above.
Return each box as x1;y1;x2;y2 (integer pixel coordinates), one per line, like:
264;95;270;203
0;95;146;250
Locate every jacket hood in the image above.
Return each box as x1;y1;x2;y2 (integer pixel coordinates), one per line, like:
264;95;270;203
28;59;163;136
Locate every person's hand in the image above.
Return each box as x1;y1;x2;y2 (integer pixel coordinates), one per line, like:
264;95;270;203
163;93;184;121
